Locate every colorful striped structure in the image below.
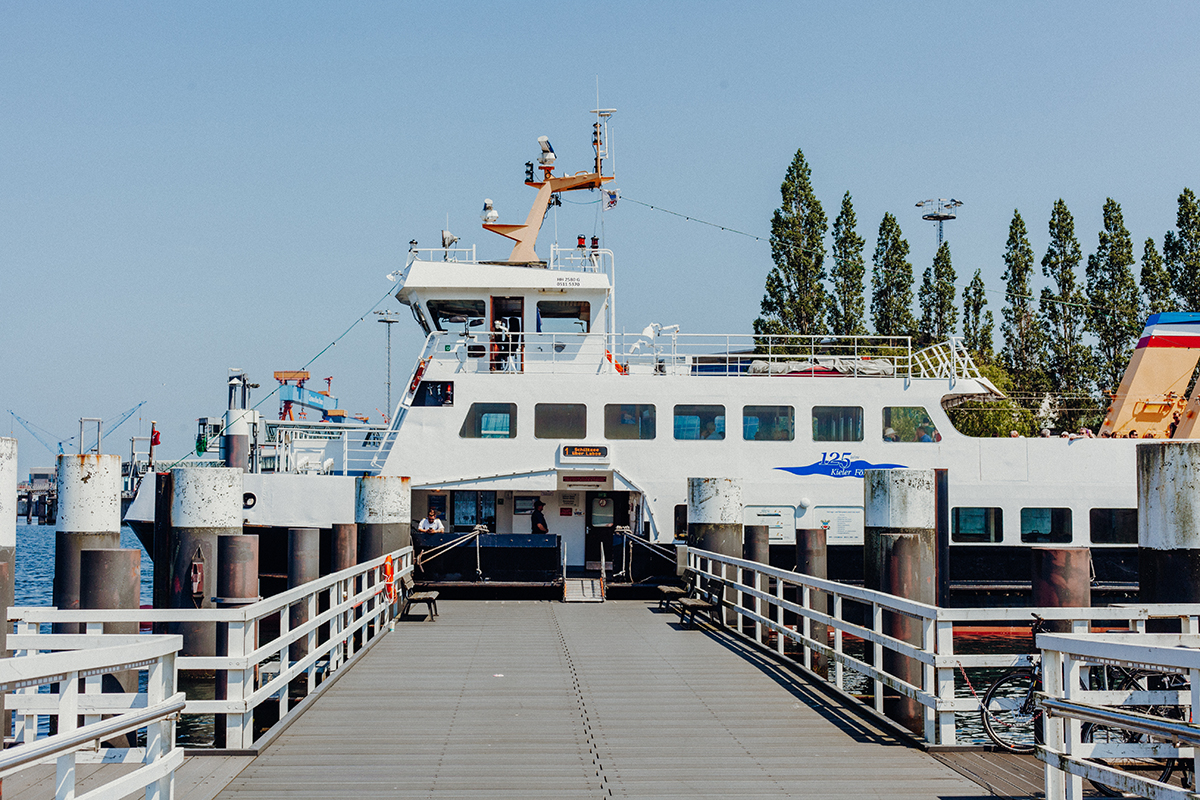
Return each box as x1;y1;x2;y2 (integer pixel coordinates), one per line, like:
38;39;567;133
1103;312;1200;438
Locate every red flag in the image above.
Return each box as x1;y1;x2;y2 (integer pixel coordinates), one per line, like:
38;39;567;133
151;430;161;446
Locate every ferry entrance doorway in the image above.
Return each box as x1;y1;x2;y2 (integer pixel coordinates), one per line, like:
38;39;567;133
490;296;523;372
585;491;628;573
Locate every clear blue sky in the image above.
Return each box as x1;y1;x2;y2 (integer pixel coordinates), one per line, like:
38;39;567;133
3;2;1198;477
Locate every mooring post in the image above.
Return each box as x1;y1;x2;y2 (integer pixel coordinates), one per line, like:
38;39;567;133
169;467;242;656
863;468;936;735
214;533;258;749
1138;442;1200;603
288;527;320;671
687;477;743;625
1032;548;1091;633
332;522;357;572
80;548;141;701
355;475;412;558
743;524;768;641
54;453;122;634
796;527;829;676
151;471;173;632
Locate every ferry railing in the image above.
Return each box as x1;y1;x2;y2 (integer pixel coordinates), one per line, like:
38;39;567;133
408;245;477;263
549;244;611;273
1036;631;1200;800
0;634;185;800
7;547;413;753
684;547;1200;747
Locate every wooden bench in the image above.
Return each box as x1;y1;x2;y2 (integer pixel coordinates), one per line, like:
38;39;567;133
400;577;439;620
657;585;687;610
676;597;718;629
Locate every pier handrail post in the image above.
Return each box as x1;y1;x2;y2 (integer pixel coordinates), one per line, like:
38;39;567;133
871;602;883;714
54;668;79;800
775;577;785;657
935;618;956;745
225;617;251;749
801;585;812;670
921;616;936;743
145;649;177;800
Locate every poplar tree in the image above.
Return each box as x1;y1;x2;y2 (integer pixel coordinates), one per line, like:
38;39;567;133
1040;199;1093;427
827;192;867;336
754;148;828;343
1140;237;1176;315
1164;188;1200;309
869;213;916;338
1086;198;1140;393
917;242;957;345
962;269;994;363
1000;210;1043;386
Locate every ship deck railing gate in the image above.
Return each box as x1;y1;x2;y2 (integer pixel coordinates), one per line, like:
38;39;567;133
6;547;414;758
1037;631;1200;800
686;547;1200;748
0;633;184;800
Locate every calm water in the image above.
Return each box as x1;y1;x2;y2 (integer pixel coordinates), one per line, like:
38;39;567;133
15;523;153;608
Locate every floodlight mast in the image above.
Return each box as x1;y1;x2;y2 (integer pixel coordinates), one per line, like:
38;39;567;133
915;198;963;245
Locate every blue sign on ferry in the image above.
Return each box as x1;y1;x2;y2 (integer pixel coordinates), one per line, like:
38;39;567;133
776;452;906;479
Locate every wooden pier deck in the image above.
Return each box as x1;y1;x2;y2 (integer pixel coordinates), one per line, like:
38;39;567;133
209;599;994;799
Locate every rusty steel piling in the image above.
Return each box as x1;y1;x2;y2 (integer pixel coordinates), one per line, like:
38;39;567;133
796;527;829;675
214;533;259;748
288;527;320;662
687;477;743;625
1137;442;1200;602
54;453;122;634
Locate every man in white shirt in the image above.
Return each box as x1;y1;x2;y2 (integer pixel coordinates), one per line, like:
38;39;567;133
418;508;445;533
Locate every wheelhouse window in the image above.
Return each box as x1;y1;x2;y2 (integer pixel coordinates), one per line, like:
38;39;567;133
812;406;863;442
882;407;940;442
411;381;453;407
1020;507;1072;544
536;301;590;334
604;404;656;440
674;405;725;440
426;299;486;332
534;403;586;439
1090;508;1137;544
743;406;794;441
952;507;1003;543
459;403;517;439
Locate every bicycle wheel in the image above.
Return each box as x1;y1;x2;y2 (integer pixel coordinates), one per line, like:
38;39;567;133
980;668;1042;754
1082;671;1182;797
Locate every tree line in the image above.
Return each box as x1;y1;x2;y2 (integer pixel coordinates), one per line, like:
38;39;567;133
755;147;1200;434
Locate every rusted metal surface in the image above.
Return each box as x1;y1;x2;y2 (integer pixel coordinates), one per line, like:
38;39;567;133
355;476;412;552
1137;442;1200;601
53;531;121;633
332;523;357;572
216;534;260;604
796;527;829;675
288;527;320;661
80;547;141;707
1031;547;1091;630
223;408;253;471
686;476;742;524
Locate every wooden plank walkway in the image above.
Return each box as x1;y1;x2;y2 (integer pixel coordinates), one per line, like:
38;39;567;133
213;600;994;799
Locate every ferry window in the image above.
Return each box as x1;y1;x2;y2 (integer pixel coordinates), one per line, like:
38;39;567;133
882;407;941;442
534;403;587;439
459;403;517;439
411;381;453;407
604;404;656;440
743;406;794;441
674;405;725;440
536;301;590;334
451;490;496;532
513;496;537;516
1090;508;1137;544
812;407;863;442
426;299;486;332
1020;507;1072;544
952;507;1003;543
674;504;688;540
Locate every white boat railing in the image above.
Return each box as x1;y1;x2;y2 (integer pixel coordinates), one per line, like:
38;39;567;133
0;634;185;800
685;547;1200;747
1036;631;1200;800
8;547;414;752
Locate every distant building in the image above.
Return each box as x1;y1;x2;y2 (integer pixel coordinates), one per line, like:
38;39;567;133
28;468;54;492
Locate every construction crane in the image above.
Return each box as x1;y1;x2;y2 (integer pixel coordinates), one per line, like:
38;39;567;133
274;371;347;422
7;401;147;455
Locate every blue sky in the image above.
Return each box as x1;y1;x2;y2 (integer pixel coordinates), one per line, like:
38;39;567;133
3;2;1198;477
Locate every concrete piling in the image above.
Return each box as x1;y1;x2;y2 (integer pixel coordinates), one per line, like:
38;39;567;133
1137;442;1200;602
54;454;122;633
169;467;243;656
863;468;937;733
355;476;412;558
687;477;743;624
796;527;829;675
288;527;320;662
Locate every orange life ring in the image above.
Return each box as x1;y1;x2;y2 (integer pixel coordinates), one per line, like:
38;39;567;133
605;350;628;375
383;555;396;602
408;359;428;394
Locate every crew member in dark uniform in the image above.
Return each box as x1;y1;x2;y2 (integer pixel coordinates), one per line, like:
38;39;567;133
531;500;549;534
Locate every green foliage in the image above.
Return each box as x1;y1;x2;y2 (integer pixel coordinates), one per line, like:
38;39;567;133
754;148;828;343
917;241;957;345
944;362;1037;437
1040;199;1094;429
869;212;916;338
827;191;867;336
1140;237;1176;315
1086;198;1141;394
999;210;1044;388
1164;188;1200;310
962;269;994;364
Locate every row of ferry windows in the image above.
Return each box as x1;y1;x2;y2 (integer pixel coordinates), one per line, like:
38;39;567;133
952;507;1137;544
453;399;942;442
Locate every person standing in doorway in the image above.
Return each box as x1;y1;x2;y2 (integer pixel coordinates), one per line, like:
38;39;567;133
531;500;549;534
418;508;445;533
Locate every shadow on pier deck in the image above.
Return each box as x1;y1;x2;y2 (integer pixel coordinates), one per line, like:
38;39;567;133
209;599;995;799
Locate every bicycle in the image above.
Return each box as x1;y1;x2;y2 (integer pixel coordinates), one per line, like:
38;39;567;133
978;614;1049;754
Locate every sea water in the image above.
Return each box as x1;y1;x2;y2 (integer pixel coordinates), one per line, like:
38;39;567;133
15;523;153;608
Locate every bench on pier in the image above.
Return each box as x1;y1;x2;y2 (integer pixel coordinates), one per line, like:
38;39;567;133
400;577;439;620
657;585;687;610
676;597;719;629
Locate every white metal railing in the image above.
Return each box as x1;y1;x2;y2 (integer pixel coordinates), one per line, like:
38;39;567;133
1037;631;1200;800
0;634;185;800
685;548;1200;747
408;246;477;263
548;244;611;273
8;547;413;751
